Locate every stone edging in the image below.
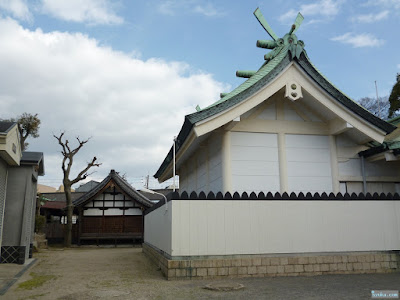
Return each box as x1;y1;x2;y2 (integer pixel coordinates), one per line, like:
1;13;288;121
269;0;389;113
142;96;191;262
0;258;37;295
143;243;399;280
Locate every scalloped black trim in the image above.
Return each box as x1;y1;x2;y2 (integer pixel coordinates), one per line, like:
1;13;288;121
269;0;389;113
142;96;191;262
144;191;400;215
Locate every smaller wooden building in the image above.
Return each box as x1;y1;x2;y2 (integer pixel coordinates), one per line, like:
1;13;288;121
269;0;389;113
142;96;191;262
73;170;153;245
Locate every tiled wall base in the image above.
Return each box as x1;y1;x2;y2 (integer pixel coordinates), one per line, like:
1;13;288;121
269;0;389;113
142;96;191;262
143;243;399;280
0;246;26;264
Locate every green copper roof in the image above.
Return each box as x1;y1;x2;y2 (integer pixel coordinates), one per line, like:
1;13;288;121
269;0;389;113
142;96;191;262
154;9;396;180
359;140;400;158
201;44;291;111
197;8;306;112
388;115;400;126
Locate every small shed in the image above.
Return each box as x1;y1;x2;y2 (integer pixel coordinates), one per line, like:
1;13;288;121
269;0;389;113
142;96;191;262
73;170;153;245
2;151;44;264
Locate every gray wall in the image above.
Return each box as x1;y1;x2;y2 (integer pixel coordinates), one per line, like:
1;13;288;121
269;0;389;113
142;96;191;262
2;166;37;261
0;158;8;248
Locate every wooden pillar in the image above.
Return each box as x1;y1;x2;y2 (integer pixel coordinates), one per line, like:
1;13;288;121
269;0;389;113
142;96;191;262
278;133;288;193
222;131;232;193
329;135;340;193
78;208;83;246
276;99;288;193
122;194;125;233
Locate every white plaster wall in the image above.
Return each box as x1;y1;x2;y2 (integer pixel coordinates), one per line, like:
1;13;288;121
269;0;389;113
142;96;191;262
286;134;333;193
83;209;103;216
178;166;187;192
284;101;303;121
179;133;223;194
186;159;196;193
144;206;172;255
337;134;400;193
196;150;207;193
170;200;400;257
339;159;400;178
208;134;223;193
257;102;276;120
337;134;400;179
344;182;399;194
230;132;280;194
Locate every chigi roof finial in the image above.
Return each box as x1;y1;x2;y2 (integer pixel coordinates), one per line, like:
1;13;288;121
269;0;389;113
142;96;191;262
235;8;305;81
254;7;305;61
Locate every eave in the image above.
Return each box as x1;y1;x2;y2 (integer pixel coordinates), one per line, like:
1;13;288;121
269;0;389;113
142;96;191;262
74;170;153;208
0;122;22;166
154;52;395;181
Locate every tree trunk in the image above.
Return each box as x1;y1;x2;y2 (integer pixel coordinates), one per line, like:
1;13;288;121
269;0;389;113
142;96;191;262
54;132;100;247
63;181;73;247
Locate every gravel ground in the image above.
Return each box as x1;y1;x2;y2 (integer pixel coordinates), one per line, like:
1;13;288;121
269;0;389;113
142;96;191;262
4;246;400;300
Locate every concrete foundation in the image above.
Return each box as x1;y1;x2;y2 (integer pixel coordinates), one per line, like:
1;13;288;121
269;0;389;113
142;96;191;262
143;243;400;280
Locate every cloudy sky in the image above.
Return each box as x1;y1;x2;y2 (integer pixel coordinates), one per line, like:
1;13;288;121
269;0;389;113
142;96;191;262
0;0;399;189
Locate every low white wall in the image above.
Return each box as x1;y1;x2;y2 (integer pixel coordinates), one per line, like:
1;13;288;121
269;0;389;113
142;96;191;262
144;204;172;255
168;200;400;257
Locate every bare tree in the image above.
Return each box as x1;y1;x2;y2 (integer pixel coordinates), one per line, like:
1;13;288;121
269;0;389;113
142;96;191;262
54;132;101;247
389;73;400;118
357;96;400;121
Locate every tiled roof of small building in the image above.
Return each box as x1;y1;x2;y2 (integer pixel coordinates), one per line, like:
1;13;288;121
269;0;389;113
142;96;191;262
21;151;45;175
41;192;86;203
73;170;153;208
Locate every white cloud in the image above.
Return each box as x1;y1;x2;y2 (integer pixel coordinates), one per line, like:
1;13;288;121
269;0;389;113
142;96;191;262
40;0;123;25
331;32;385;48
351;10;389;23
279;0;343;23
0;0;31;21
0;17;228;187
193;4;225;17
158;0;224;17
158;1;176;16
364;0;400;10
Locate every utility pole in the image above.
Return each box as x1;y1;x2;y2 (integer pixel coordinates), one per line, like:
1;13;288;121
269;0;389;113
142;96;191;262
375;80;381;119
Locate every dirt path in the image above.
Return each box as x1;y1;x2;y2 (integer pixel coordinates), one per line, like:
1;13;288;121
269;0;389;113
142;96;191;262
4;246;400;300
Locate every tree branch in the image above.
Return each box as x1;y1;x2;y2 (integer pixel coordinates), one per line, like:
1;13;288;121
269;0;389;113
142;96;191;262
54;132;68;173
54;132;101;186
71;156;101;185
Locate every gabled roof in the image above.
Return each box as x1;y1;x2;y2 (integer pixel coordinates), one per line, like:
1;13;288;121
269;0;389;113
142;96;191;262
41;192;86;203
0;121;16;134
0;121;21;166
154;9;396;181
138;188;177;201
41;192;87;210
41;201;67;210
73;170;153;208
21;151;45;175
75;180;100;192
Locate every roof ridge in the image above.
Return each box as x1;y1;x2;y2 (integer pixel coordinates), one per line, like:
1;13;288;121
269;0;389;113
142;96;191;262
199;45;290;112
73;171;153;208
